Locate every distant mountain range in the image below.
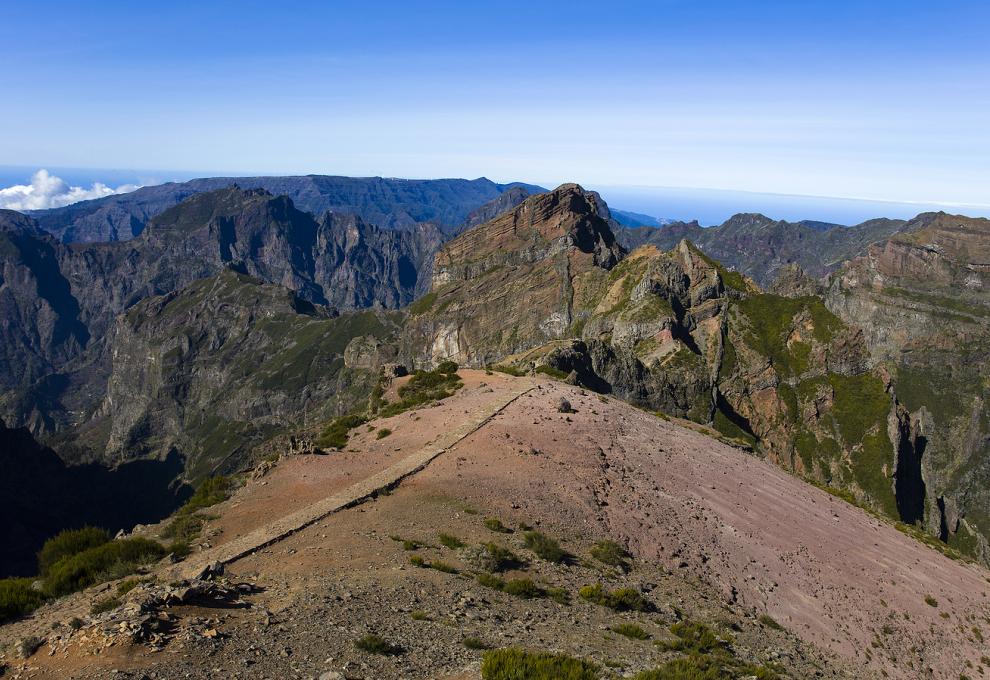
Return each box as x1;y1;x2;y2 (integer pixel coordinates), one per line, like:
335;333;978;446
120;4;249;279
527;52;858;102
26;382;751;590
29;175;546;243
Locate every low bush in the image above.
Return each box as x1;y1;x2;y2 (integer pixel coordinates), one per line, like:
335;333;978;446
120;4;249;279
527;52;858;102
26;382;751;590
409;555;426;567
463;636;490;650
436;360;459;375
178;476;233;515
90;595;121;615
612;622;650;640
317;414;367;450
590;540;630;569
402;539;420;551
925;595;938;607
43;537;168;597
481;648;598;680
37;527;110;575
758;614;783;630
523;531;567;563
410;610;429;621
662;621;725;654
0;578;46;623
534;365;568;380
646;620;780;680
378;368;463;417
547;586;571;605
490;364;526;377
502;578;545;599
161;513;207;541
578;583;650;612
438;533;465;549
477;572;506;590
354;633;403;655
480;543;523;572
430;560;458;574
376;428;392;439
484;518;512;533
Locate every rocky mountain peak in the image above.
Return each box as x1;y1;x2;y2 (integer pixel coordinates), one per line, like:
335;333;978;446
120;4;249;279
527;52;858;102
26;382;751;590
432;183;624;286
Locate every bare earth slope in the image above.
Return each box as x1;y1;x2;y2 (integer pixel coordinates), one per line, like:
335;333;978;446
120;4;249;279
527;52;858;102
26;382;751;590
3;372;987;679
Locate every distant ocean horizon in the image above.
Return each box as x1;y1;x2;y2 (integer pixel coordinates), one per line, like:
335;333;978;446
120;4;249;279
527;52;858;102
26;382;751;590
2;165;987;227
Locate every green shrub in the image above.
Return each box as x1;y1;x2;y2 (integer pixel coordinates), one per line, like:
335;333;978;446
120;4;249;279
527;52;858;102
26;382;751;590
377;368;463;417
376;428;393;439
477;572;506;590
612;622;650;639
481;543;523;572
523;531;567;563
925;595;938;607
354;633;403;655
176;475;233;516
430;561;458;574
402;539;420;551
463;636;489;650
43;538;168;597
409;555;426;567
436;360;459;375
317;414;367;449
410;610;429;621
662;621;724;654
116;577;148;596
484;518;512;533
578;583;650;612
503;578;545;599
590;540;630;569
37;527;110;575
438;533;465;549
547;586;571;605
90;596;121;615
758;614;783;630
0;578;46;623
534;365;568;380
491;364;526;377
481;648;598;680
161;513;207;541
166;540;192;559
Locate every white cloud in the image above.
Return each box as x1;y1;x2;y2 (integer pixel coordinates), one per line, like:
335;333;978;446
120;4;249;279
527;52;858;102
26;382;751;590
0;169;139;211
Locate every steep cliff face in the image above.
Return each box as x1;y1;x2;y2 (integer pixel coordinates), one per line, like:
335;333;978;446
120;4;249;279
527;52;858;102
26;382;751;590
403;185;624;365
0;189;443;434
405;186;903;521
95;270;401;478
825;212;990;560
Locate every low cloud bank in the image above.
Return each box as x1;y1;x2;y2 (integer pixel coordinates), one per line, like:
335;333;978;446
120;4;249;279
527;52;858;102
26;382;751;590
0;169;139;210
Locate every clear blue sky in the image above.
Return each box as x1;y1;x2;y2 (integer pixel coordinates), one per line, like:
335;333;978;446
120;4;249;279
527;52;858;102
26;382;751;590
2;0;988;206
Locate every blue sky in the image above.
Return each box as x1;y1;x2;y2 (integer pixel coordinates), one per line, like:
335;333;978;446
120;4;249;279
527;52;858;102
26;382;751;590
2;0;988;210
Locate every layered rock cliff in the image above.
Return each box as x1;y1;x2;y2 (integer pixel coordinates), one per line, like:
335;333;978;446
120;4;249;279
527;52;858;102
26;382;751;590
825;212;990;560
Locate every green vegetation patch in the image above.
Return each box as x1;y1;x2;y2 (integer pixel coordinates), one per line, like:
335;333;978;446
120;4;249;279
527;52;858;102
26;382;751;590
734;294;840;377
578;583;650;611
523;531;568;563
43;538;168;597
613;622;651;639
0;578;46;624
590;540;630;569
534;365;569;380
37;526;110;575
481;648;598;680
354;633;404;655
377;368;463;418
317;414;368;450
491;364;527;377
